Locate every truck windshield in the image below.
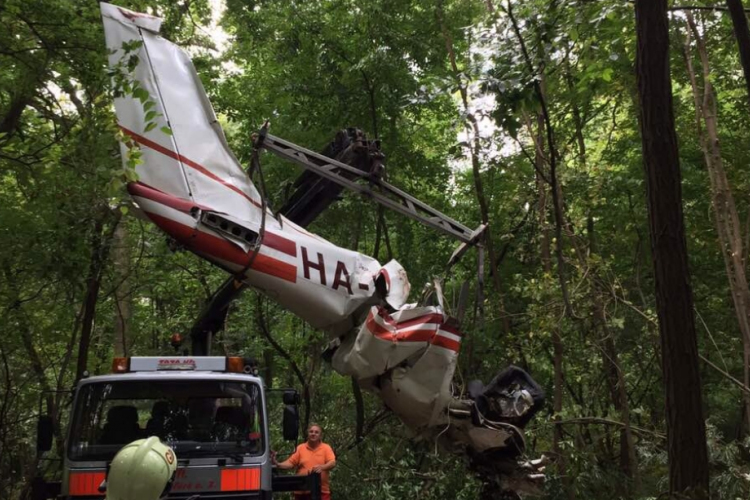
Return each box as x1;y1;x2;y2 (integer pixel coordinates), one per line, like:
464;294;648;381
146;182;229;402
68;379;263;461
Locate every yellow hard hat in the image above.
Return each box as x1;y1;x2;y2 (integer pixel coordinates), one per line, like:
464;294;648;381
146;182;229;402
105;436;177;500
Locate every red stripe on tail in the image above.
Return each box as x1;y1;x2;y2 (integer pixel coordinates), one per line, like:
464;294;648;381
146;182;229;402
120;126;262;208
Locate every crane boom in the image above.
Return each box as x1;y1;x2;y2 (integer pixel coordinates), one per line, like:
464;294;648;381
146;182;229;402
260;131;483;244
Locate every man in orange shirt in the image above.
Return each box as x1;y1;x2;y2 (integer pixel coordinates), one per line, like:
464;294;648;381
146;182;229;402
272;423;336;500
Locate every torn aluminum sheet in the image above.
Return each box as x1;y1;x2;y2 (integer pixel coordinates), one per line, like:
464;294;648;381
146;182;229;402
332;305;460;428
101;5;545;493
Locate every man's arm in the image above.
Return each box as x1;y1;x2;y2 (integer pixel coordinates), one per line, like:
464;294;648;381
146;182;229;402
311;446;336;473
272;450;299;470
311;459;336;473
275;459;297;470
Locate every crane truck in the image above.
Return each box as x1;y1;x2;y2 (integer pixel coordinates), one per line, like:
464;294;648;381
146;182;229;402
34;356;316;500
33;4;548;499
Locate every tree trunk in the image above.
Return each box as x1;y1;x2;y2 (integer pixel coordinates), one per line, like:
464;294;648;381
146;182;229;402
570;60;638;484
0;94;31;138
112;220;131;357
352;377;365;443
683;12;750;433
263;349;274;389
532;112;573;500
588;220;638;489
256;297;311;431
635;1;710;497
438;4;511;334
2;264;67;499
725;0;750;107
535;114;552;268
506;0;574;317
76;209;121;381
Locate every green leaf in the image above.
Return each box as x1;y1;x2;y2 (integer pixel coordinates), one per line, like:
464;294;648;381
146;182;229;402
133;87;150;103
144;122;157;133
109;177;124;193
124;168;140;182
160;126;173;136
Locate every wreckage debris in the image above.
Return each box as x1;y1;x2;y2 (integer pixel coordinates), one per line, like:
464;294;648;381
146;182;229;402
102;3;546;495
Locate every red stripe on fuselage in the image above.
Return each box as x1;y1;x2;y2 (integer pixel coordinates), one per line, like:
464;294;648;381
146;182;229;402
395;313;445;330
263;230;297;258
147;212;297;283
398;329;437;342
129;181;297;258
365;314;391;339
374;307;446;330
374;307;396;325
120;126;262;208
365;314;438;342
431;335;460;352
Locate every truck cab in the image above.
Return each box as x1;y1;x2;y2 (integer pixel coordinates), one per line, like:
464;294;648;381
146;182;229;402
37;356;306;500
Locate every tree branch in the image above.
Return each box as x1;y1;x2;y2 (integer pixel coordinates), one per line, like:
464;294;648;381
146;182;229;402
504;0;575;318
256;296;311;426
669;5;750;12
553;417;665;439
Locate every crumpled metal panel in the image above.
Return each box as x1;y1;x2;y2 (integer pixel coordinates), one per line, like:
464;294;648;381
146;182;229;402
332;305;460;427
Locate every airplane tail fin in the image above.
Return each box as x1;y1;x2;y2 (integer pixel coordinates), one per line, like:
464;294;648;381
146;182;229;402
102;3;263;228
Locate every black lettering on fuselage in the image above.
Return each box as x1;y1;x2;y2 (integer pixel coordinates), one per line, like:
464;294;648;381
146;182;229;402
301;247;326;286
332;261;353;295
300;246;355;295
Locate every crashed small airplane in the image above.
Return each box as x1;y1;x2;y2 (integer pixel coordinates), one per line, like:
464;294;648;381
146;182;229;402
102;3;546;496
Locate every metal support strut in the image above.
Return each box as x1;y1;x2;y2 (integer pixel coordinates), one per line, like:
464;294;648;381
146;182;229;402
260;133;486;246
